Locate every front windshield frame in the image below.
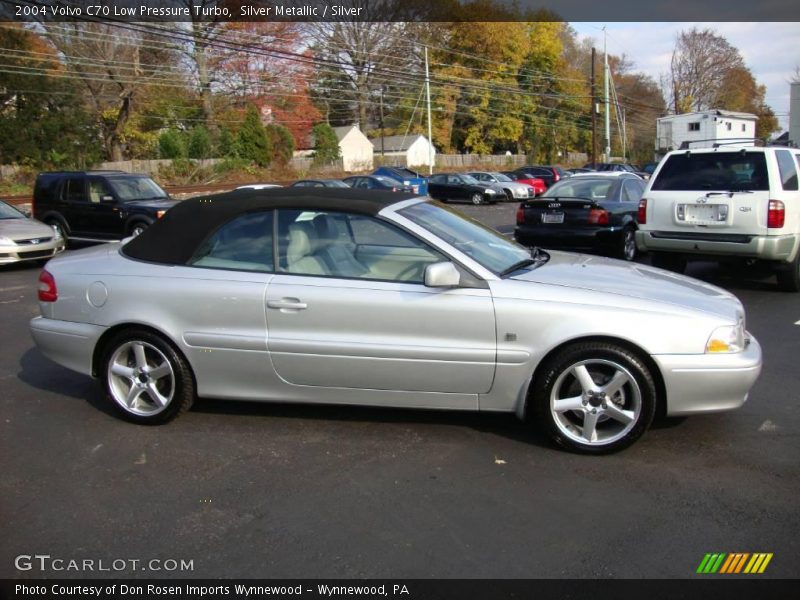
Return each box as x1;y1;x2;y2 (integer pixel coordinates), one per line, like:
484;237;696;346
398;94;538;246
396;200;535;277
0;201;26;219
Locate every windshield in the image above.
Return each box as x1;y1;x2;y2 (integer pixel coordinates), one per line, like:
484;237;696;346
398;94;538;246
652;152;769;191
398;201;532;275
0;201;25;219
490;172;513;182
325;180;350;188
108;176;168;201
543;179;614;200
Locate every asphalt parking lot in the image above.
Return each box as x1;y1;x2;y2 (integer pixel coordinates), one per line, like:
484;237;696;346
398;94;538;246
1;202;798;579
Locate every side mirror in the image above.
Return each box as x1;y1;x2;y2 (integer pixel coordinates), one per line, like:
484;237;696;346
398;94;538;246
424;262;461;288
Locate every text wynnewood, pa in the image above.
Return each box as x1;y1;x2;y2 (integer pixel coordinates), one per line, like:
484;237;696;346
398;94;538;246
16;583;411;597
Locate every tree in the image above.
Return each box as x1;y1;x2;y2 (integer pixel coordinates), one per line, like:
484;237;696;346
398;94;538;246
236;106;271;166
187;126;212;159
668;28;744;113
42;22;176;161
312;123;340;164
265;124;295;165
0;25;100;168
158;129;186;159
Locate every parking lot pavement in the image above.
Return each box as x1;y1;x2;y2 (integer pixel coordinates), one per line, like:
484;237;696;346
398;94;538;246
1;208;798;579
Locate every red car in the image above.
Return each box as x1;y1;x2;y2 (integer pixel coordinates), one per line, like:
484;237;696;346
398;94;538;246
501;171;546;196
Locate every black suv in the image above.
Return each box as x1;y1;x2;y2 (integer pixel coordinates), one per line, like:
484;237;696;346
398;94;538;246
33;171;176;242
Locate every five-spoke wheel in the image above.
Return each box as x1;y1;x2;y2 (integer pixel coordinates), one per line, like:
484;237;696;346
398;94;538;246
102;329;194;424
533;342;656;453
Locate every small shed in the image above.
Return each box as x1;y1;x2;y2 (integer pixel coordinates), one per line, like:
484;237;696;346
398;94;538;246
373;134;436;168
333;125;374;172
656;110;757;157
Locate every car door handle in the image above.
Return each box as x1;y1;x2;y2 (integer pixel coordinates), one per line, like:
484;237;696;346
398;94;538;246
267;299;307;311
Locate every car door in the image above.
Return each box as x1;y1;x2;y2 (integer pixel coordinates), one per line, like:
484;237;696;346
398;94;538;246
265;209;496;408
446;175;468;202
60;176;90;236
86;177;126;238
427;175;447;200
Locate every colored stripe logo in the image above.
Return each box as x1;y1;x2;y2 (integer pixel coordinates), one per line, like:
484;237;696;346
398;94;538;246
697;553;773;574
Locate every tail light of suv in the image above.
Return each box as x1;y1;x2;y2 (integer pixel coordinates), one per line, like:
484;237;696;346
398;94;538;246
38;269;57;302
638;199;647;224
767;200;785;229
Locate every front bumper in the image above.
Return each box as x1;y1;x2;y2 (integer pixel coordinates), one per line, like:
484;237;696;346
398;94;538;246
636;230;797;262
0;240;65;264
653;335;762;416
30;317;106;376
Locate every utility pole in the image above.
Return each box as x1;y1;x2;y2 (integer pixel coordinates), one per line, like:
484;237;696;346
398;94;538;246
590;47;597;169
603;27;611;161
424;46;433;175
379;87;385;158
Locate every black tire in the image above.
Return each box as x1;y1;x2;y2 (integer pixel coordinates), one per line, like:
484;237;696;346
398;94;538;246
46;219;68;245
617;227;637;262
128;221;149;237
651;252;686;273
504;189;514;202
776;251;800;292
471;193;484;205
101;328;195;425
531;342;657;454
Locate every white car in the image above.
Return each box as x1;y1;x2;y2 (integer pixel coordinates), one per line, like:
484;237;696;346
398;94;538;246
636;145;800;291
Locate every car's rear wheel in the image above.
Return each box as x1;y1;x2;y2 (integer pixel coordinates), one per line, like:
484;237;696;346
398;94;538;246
651;252;686;273
776;251;800;292
471;193;483;205
532;342;656;454
618;227;637;262
102;329;195;424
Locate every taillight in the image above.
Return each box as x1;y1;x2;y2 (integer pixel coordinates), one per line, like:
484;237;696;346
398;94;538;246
767;200;785;228
516;205;525;225
588;208;610;225
38;269;57;302
638;198;648;224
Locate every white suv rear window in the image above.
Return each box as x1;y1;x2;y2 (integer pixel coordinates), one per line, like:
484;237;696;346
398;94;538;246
652;152;769;191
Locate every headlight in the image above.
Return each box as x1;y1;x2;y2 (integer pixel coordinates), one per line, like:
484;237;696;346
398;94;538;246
706;324;745;353
485;188;496;194
156;210;166;218
0;236;14;245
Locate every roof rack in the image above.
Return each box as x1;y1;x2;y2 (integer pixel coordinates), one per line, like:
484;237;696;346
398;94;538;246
678;138;763;149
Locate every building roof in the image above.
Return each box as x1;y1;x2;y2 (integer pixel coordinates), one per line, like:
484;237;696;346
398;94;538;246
658;109;757;122
372;135;430;153
123;188;414;265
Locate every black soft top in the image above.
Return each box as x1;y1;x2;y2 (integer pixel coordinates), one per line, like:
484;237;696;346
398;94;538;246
122;187;416;265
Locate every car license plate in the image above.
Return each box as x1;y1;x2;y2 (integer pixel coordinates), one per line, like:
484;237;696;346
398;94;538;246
542;212;564;224
679;204;726;223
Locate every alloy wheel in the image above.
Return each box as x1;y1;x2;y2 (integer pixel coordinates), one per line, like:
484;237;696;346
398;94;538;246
107;340;175;416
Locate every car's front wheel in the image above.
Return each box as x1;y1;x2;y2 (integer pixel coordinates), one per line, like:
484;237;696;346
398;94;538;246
129;222;149;237
532;342;656;453
471;193;484;205
101;329;195;424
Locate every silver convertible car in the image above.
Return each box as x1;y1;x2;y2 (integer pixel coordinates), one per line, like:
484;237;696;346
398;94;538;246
29;189;762;453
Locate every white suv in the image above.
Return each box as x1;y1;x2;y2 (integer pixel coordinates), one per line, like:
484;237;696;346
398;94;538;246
636;146;800;291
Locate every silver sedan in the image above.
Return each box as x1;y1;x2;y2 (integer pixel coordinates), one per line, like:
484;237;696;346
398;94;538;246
0;200;65;265
29;189;762;453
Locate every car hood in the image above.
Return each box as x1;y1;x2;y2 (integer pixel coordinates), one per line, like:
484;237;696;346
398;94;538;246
510;250;742;321
0;217;55;240
124;198;178;209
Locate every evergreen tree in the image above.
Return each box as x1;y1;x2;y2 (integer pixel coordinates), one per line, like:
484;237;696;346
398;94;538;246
265;123;296;164
312;122;340;164
158;129;186;159
236;106;271;167
187;126;211;159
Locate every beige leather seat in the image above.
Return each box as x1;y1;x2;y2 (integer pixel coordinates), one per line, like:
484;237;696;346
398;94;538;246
286;222;329;275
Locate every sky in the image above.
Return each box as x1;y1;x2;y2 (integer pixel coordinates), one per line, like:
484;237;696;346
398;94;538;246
571;22;800;132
